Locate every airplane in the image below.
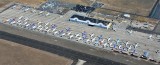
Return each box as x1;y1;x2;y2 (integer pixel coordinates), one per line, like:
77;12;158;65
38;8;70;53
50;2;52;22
38;22;42;25
149;35;153;39
51;28;57;32
39;11;44;15
67;32;72;36
103;43;109;48
24;17;29;21
11;5;17;9
98;35;103;40
118;45;123;50
134;43;139;49
69;34;74;39
82;31;87;36
86;39;91;43
75;33;80;38
91;37;96;42
107;37;111;42
17;20;21;23
82;34;87;40
25;24;30;27
109;42;114;48
89;33;95;38
59;30;64;35
24;8;30;12
19;16;23;20
54;31;59;35
76;37;82;41
37;25;42;30
65;27;71;32
10;21;16;24
141;51;149;59
23;22;28;26
99;39;105;45
32;25;37;30
116;39;120;44
31;9;36;13
125;41;130;47
46;12;50;16
39;27;43;31
51;24;57;29
45;27;49;30
61;33;66;37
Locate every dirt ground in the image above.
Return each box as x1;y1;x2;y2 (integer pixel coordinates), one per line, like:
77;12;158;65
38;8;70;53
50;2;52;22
0;0;46;7
98;0;157;16
0;39;73;65
55;0;91;6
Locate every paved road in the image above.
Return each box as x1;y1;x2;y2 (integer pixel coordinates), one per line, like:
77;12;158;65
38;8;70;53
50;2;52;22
0;23;157;65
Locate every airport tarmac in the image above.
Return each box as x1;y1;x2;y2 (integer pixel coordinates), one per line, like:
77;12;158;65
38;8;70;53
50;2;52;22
0;3;160;65
0;19;158;65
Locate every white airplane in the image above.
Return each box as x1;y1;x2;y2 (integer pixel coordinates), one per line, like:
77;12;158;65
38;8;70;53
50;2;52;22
61;33;66;37
118;45;123;50
24;8;29;12
19;16;23;20
10;21;16;25
90;33;95;38
11;5;17;9
45;23;49;26
26;24;30;27
52;28;57;32
39;11;44;15
23;22;28;25
18;22;22;25
86;39;91;43
134;43;139;49
91;37;96;42
45;27;48;30
101;39;105;43
109;42;114;48
77;37;82;41
24;17;29;21
17;20;21;23
46;12;50;16
75;33;80;38
69;35;74;39
31;9;36;13
107;37;111;42
38;22;42;25
32;25;37;29
128;45;133;51
46;29;51;33
54;31;59;35
103;43;109;48
67;32;72;36
39;27;43;31
149;35;153;39
6;19;10;22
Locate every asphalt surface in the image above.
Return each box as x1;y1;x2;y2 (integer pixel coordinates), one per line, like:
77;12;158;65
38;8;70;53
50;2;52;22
149;0;160;19
0;24;124;65
0;23;157;65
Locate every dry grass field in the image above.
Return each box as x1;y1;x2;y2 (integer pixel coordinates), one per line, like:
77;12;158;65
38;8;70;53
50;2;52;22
98;0;157;16
56;0;91;6
0;0;46;7
0;39;73;65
